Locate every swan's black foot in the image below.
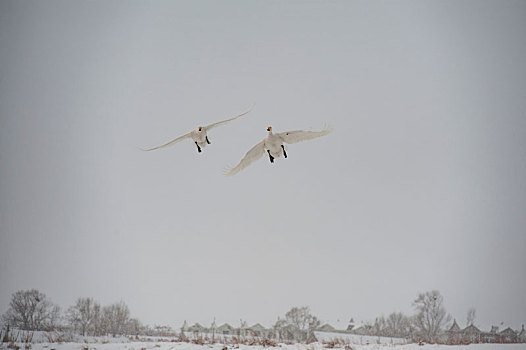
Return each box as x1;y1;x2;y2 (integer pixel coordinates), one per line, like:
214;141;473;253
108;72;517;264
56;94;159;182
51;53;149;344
195;142;202;153
206;136;211;144
281;145;287;158
267;150;274;163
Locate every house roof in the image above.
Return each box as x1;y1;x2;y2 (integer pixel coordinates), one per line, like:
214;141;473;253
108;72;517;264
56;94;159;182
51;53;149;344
499;327;517;335
217;323;234;330
318;323;336;331
462;325;481;334
249;323;267;331
188;323;207;331
448;320;461;332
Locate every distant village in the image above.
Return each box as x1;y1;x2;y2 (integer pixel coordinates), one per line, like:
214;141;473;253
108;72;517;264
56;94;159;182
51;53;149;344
178;319;526;345
445;320;525;345
1;289;525;346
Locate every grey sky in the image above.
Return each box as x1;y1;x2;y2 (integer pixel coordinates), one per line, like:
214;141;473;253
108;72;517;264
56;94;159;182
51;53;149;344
1;0;525;331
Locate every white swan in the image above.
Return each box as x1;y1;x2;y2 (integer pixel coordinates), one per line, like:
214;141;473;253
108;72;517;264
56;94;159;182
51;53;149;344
141;103;255;153
224;125;333;176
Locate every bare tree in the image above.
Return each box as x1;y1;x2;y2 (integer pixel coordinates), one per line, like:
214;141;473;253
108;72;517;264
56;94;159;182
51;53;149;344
356;320;374;336
412;290;451;343
372;316;387;336
126;318;143;336
466;307;476;327
1;289;60;331
385;312;411;338
102;301;130;336
272;317;289;342
66;297;101;336
274;306;320;343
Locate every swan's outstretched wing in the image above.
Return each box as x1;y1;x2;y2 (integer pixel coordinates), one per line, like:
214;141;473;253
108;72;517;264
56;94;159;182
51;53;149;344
205;103;255;131
140;131;192;151
224;140;265;176
277;125;333;144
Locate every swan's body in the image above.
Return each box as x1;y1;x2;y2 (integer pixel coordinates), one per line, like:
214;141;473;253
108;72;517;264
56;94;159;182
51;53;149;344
224;125;333;176
141;103;255;153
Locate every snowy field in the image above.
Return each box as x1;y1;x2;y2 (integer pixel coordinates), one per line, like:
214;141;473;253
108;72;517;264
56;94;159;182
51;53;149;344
10;342;526;350
2;332;525;350
314;331;407;345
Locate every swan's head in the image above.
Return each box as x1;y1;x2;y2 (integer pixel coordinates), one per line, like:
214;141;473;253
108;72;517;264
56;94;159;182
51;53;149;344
198;126;203;132
267;126;272;132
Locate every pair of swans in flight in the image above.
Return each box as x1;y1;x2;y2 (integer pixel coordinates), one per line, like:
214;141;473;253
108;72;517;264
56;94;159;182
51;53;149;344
141;103;333;176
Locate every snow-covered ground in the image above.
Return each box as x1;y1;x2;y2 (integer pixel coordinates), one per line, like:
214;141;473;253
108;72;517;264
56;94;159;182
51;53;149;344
2;332;524;350
10;342;525;350
314;331;407;345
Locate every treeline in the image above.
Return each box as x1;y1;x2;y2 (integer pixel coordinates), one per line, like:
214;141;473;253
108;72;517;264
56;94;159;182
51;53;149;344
1;289;480;343
348;290;452;343
0;289;159;337
272;291;452;343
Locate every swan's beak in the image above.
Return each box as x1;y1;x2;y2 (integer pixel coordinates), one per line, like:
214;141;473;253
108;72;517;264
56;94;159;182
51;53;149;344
267;126;272;131
198;126;202;131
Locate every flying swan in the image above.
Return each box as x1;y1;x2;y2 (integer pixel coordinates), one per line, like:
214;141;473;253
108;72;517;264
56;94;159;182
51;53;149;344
141;103;255;153
224;125;333;176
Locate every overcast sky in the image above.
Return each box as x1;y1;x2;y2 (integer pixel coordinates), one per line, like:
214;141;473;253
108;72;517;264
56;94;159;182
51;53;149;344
1;0;525;331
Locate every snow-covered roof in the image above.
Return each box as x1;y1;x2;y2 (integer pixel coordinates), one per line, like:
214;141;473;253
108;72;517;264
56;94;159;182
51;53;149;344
462;324;481;334
217;323;234;331
317;323;336;332
499;327;517;335
188;323;207;331
249;323;267;331
448;320;460;332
